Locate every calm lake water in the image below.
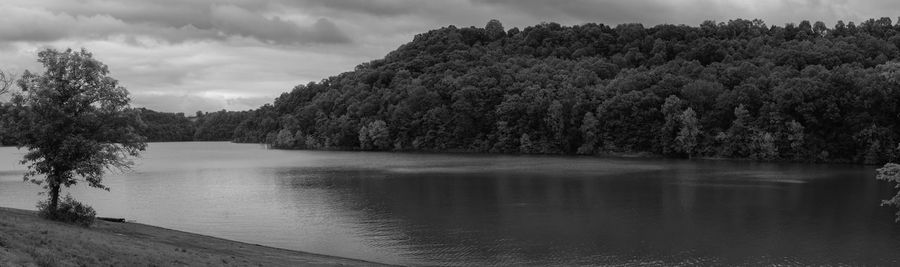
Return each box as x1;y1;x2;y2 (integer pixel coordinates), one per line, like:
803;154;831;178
1;142;899;265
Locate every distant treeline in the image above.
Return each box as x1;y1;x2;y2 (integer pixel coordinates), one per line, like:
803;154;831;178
35;18;900;164
102;108;252;143
0;107;255;144
140;109;258;142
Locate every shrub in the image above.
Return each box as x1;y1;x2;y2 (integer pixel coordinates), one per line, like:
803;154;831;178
37;195;96;227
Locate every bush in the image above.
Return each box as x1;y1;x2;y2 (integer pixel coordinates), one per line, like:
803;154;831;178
37;195;96;227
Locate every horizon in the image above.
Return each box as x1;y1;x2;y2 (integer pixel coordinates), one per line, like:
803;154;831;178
2;0;899;113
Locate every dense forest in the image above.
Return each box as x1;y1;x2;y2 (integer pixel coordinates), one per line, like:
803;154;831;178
221;18;900;164
0;107;251;144
14;18;900;164
132;109;254;142
134;108;194;142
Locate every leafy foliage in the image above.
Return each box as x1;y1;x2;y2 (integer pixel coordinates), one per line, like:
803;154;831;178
193;110;253;141
359;120;390;150
135;108;194;142
676;108;700;157
221;18;900;163
37;194;96;227
877;162;900;221
220;18;900;163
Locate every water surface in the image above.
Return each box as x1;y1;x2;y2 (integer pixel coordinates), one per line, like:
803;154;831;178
0;142;897;265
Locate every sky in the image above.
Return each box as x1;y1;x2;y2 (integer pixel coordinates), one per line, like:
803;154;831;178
1;0;898;113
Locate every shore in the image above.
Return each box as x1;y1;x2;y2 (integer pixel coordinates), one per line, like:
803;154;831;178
0;207;389;266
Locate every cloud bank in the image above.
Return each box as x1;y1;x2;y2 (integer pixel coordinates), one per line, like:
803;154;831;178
1;0;898;113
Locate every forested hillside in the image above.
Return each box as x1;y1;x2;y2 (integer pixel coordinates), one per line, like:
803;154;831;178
238;19;900;163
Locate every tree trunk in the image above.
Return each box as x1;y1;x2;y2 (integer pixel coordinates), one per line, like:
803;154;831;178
48;178;60;217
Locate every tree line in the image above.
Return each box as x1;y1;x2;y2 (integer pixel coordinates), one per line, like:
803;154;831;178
126;109;255;142
0;107;250;144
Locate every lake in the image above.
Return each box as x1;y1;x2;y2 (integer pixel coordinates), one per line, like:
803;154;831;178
0;142;898;265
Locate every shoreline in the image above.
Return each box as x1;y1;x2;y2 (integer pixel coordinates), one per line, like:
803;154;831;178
0;207;391;266
76;141;874;166
258;144;874;166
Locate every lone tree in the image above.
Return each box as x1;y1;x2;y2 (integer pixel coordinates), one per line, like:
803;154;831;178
13;48;146;218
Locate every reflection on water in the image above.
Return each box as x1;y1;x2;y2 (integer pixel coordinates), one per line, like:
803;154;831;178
0;142;899;265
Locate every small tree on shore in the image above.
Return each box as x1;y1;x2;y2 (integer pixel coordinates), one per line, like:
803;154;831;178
676;108;700;158
577;112;599;155
359;120;390;151
13;48;146;220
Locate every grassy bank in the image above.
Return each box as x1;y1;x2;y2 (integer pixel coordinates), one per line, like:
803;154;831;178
0;207;387;266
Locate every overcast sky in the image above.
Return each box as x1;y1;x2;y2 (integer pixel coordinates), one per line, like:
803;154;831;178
1;0;898;113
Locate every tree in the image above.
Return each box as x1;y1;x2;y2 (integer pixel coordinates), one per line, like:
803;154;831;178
485;19;506;41
723;104;752;157
519;133;536;154
750;131;778;160
676;108;700;157
359;120;390;150
13;48;146;218
577;112;599;154
877;158;900;221
786;120;805;159
813;21;828;37
274;129;296;148
660;95;684;155
545;100;565;150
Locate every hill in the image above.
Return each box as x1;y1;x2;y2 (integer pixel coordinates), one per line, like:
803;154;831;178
228;18;900;164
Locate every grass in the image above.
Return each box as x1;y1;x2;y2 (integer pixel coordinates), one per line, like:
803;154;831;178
0;207;388;266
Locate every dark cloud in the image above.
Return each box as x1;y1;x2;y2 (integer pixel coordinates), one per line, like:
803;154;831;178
468;0;900;27
0;1;351;45
472;0;668;25
209;5;350;44
3;0;900;113
306;18;352;44
293;0;418;17
0;8;221;44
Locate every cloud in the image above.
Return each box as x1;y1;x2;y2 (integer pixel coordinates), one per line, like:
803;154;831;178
131;93;272;113
472;0;669;24
210;5;350;45
294;0;418;17
2;0;900;113
0;1;351;45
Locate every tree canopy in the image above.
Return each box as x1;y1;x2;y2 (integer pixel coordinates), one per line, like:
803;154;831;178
221;18;900;164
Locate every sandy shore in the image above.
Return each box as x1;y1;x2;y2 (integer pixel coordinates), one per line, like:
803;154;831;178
0;207;390;266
